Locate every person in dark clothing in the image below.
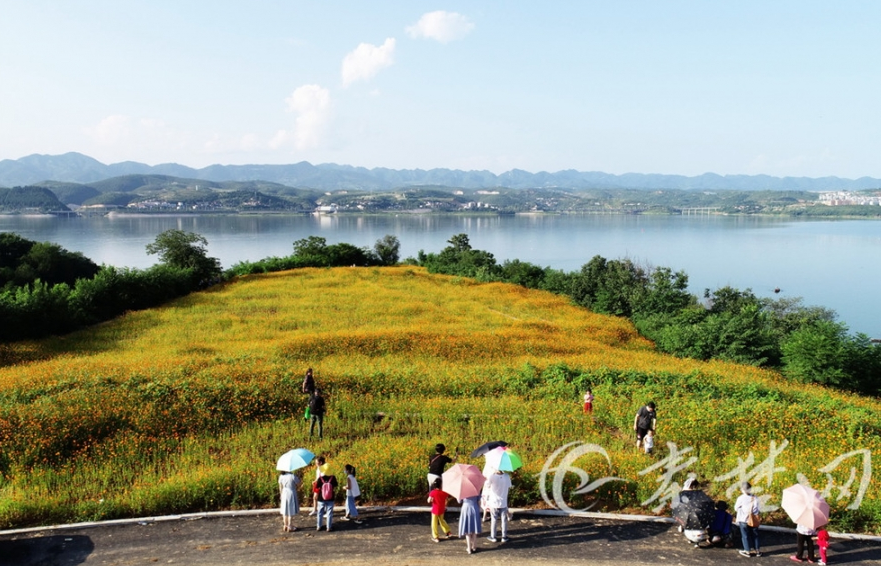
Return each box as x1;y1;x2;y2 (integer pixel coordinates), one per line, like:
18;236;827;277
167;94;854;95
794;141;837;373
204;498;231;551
315;471;338;531
710;500;734;547
427;443;456;488
309;389;326;438
634;401;657;450
302;367;316;395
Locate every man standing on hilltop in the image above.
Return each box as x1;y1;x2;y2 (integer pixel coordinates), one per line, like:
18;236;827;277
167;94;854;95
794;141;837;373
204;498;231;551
634;401;656;450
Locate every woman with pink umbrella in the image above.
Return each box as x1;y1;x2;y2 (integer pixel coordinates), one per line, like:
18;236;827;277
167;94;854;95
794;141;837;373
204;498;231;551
782;484;830;564
442;464;486;554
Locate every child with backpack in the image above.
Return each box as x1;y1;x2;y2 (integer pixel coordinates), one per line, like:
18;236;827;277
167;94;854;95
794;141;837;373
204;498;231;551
315;469;338;532
343;464;363;524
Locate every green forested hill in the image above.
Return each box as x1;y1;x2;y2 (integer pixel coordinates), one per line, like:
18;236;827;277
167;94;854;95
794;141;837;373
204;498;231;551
0;186;69;212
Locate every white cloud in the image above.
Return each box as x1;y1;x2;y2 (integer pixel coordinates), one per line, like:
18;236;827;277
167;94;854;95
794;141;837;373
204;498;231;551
341;38;396;87
284;84;331;150
406;11;474;43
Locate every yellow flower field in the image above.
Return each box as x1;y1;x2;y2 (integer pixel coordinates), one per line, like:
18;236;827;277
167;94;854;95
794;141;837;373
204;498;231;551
0;267;878;531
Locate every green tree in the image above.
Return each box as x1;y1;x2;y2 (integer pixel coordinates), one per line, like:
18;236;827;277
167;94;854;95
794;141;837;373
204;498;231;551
146;229;222;284
781;319;850;387
498;259;547;288
373;235;401;266
292;236;329;262
634;266;694;318
705;286;760;314
570;256;649;317
291;236;374;267
417;234;500;278
0;232;99;288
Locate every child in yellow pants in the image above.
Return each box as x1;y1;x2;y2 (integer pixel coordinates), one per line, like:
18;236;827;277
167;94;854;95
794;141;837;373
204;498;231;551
428;479;454;542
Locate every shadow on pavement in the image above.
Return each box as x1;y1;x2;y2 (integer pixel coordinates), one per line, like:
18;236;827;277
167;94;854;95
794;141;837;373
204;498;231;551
0;534;94;566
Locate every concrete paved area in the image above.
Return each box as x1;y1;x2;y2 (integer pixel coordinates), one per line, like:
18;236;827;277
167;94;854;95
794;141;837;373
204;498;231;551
2;509;881;566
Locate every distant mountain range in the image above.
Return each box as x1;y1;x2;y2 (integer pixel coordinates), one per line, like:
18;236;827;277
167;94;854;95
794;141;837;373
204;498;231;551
2;152;880;192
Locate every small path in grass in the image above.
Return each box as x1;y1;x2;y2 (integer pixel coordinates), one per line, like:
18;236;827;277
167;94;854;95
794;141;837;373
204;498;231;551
3;509;881;566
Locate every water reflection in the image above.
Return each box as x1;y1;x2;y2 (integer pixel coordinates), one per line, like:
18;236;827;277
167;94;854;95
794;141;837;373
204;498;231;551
0;214;878;336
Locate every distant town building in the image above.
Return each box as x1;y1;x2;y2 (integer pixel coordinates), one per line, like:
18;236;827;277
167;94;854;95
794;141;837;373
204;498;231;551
818;191;881;206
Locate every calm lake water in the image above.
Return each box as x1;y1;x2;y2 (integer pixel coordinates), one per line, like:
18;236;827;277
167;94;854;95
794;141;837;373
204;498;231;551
2;213;879;338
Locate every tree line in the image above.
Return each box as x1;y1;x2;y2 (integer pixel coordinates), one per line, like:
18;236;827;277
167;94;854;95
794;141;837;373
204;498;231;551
1;229;878;396
413;234;881;396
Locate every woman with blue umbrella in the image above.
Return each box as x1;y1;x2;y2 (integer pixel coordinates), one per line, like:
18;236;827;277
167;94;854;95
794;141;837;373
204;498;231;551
277;448;315;532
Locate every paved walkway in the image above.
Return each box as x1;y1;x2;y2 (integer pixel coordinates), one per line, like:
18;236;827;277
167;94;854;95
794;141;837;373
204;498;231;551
2;508;881;566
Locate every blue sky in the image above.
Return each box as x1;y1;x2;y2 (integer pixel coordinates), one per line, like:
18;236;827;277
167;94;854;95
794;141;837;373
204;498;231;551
2;1;879;177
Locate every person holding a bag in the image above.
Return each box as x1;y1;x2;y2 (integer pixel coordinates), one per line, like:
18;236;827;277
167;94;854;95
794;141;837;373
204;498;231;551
734;482;762;558
309;389;326;439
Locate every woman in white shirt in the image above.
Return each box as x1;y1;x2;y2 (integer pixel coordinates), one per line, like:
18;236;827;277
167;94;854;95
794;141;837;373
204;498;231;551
734;482;761;557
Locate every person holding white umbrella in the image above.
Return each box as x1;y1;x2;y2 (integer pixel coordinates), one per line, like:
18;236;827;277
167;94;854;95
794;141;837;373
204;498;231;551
782;483;830;563
484;468;512;543
791;523;818;563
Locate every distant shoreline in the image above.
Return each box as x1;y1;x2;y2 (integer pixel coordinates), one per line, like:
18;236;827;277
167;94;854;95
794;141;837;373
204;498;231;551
3;209;880;221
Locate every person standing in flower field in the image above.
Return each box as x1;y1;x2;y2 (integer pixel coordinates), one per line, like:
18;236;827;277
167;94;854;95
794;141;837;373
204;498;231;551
309;388;326;439
643;429;655;455
302;367;316;395
634;401;656;450
583;388;594;414
302;368;316;422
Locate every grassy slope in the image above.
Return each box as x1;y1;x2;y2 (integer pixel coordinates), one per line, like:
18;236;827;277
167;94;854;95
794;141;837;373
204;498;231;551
0;267;878;531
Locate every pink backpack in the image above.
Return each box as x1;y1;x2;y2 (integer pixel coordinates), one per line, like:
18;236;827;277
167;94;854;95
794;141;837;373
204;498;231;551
320;477;334;500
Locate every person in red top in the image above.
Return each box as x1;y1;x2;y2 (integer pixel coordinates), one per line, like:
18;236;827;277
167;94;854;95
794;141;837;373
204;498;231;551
817;528;829;565
427;478;454;542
